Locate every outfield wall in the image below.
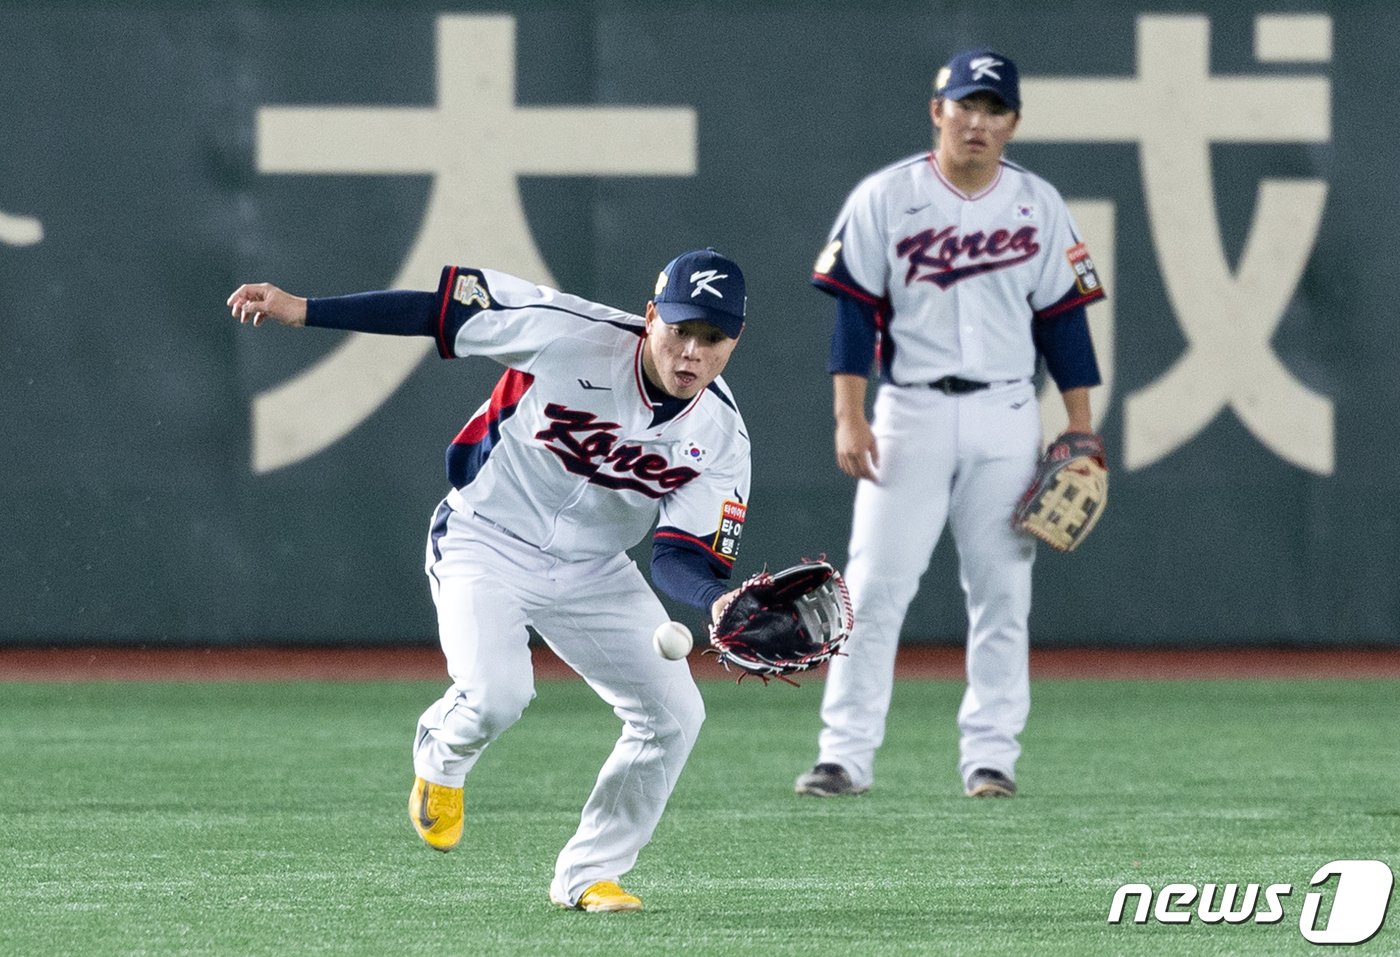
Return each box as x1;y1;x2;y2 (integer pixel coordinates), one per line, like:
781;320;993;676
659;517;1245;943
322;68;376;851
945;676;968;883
1;2;1392;647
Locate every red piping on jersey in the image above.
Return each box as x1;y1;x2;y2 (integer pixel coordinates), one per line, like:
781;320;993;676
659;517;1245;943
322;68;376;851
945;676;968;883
1034;287;1106;320
455;368;535;444
873;300;890;370
632;335;649;405
436;266;458;358
811;273;879;305
671;392;703;422
654;528;736;566
927;152;1004;201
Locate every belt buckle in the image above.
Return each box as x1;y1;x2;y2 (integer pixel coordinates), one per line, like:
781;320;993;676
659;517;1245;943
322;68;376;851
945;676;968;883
933;376;958;394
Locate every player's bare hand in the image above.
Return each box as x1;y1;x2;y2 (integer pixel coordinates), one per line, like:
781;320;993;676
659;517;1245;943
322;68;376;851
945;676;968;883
226;283;308;328
710;587;741;626
835;416;880;482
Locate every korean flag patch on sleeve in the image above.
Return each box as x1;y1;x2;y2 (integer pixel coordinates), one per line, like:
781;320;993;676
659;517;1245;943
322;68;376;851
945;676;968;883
712;500;747;562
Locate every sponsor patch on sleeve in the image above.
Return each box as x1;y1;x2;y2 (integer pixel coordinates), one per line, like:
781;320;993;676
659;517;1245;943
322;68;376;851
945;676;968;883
1066;243;1102;295
712;500;747;561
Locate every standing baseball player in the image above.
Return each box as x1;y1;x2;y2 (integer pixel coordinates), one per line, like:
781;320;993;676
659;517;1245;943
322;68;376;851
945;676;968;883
794;49;1105;799
228;248;750;912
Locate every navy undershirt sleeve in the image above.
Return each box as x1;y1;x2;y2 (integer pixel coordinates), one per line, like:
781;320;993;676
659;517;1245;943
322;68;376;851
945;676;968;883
305;290;439;337
827;293;878;376
1032;304;1102;391
651;540;729;612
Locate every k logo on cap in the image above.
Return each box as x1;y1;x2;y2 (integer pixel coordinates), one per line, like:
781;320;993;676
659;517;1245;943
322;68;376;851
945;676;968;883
652;248;747;338
935;48;1021;111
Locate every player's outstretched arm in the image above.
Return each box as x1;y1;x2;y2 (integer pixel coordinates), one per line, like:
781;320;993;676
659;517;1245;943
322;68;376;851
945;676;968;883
226;283;308;328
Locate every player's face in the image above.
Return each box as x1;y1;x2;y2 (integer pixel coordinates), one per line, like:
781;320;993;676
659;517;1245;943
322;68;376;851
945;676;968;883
641;304;740;400
932;92;1019;171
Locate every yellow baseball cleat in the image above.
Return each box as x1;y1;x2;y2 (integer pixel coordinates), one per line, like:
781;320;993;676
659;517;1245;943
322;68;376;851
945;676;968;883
408;776;463;851
552;880;643;912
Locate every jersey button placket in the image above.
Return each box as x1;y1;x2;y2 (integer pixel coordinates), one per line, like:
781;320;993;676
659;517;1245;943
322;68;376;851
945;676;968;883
955;204;984;372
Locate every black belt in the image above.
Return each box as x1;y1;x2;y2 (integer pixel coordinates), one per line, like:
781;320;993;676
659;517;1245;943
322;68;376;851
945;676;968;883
924;376;990;394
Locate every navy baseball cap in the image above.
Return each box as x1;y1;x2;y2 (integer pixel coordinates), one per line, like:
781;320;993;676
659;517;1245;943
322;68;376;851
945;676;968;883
935;49;1021;111
652;248;746;339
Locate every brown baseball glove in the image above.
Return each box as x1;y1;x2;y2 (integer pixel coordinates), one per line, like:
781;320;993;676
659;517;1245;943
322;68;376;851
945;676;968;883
1012;431;1109;552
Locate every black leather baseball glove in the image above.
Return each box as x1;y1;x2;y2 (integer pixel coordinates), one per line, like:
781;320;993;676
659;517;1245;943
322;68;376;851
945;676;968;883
707;561;853;684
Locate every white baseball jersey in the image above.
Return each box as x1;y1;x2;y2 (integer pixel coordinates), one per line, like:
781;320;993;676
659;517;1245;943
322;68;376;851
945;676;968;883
812;152;1104;384
431;265;751;567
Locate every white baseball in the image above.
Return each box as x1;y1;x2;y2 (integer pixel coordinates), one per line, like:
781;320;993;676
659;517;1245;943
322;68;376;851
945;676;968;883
651;621;693;660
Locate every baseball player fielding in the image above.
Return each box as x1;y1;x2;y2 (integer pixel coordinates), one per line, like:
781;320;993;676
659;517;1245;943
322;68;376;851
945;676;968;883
228;247;753;913
652;621;693;660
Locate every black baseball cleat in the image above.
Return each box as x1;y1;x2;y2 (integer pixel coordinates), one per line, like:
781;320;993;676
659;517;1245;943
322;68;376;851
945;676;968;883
965;768;1017;798
794;762;869;797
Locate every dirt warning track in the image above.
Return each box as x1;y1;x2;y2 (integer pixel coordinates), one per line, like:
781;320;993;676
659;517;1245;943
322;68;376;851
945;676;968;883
3;644;1399;682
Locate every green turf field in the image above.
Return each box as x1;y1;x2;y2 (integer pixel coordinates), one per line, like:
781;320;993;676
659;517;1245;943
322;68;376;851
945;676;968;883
2;676;1396;956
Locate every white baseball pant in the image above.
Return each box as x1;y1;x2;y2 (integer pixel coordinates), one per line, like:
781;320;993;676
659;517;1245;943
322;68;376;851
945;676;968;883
414;496;705;905
816;380;1040;788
